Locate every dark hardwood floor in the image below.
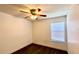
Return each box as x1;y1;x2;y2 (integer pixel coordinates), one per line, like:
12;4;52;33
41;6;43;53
12;43;68;54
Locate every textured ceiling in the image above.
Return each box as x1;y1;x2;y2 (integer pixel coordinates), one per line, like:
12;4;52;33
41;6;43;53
0;4;70;19
23;4;69;13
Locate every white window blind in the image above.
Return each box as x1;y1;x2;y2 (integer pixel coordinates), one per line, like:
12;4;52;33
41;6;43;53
51;22;65;42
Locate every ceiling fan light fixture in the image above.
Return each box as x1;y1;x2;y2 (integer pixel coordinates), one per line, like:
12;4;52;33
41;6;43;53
30;15;37;20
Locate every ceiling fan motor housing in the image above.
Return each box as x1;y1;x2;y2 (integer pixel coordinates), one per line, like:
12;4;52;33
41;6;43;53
30;9;36;15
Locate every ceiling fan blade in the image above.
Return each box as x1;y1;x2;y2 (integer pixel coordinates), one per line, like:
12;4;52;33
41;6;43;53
24;16;29;18
38;8;41;12
20;10;29;13
39;14;47;17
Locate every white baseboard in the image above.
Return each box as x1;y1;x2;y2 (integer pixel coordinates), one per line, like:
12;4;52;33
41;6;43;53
11;42;32;54
33;42;67;51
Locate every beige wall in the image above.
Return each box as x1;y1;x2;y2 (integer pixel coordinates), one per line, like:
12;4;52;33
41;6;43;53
67;5;79;54
0;12;32;54
33;16;67;51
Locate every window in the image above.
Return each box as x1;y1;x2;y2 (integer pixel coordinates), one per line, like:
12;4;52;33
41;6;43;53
50;22;65;42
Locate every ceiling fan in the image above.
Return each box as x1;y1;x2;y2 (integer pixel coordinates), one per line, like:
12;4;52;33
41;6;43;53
20;8;47;20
